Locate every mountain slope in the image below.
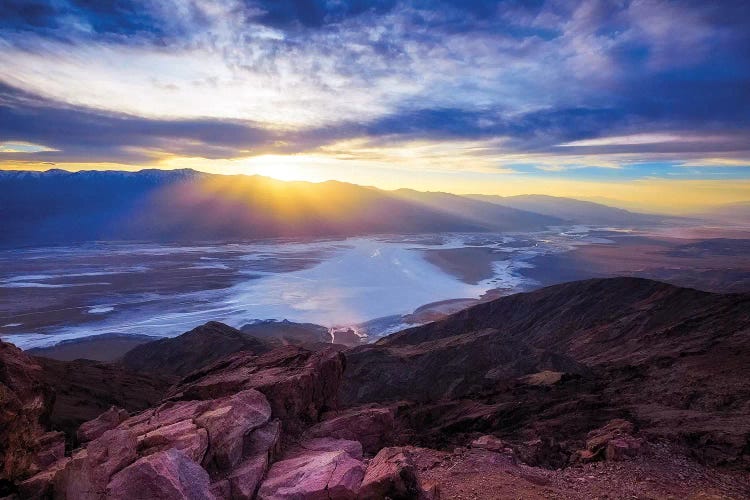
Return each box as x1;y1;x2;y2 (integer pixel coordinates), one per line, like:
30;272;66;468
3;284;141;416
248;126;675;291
0;169;560;246
342;278;750;466
468;193;663;226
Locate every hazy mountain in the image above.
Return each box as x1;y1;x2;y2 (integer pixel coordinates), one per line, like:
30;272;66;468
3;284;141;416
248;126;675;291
468;193;664;226
0;169;560;246
698;201;750;224
392;189;565;230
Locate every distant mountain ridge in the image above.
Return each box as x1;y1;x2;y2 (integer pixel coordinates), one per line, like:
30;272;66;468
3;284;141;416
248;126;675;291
468;193;664;226
0;169;562;246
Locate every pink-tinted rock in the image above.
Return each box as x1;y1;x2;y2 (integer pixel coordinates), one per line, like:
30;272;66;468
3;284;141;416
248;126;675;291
54;429;138;499
245;419;282;461
195;389;272;474
78;406;129;443
17;457;70;500
257;450;365;500
105;448;214;500
605;436;643;461
168;347;346;435
228;454;268;500
121;399;212;437
296;437;363;460
304;406;395;454
32;431;65;471
0;340;55;483
137;419;208;463
470;435;507;453
574;419;643;463
359;447;436;500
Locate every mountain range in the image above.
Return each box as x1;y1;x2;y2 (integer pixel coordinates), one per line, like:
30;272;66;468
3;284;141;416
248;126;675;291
0;169;667;247
1;277;748;498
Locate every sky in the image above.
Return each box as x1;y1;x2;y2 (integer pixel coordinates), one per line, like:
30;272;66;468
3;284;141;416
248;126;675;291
1;0;749;213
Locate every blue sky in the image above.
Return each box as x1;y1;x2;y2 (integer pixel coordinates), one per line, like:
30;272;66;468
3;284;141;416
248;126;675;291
1;1;749;210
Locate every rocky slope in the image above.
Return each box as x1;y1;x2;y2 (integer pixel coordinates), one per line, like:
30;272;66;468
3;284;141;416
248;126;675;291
343;278;750;468
1;277;749;499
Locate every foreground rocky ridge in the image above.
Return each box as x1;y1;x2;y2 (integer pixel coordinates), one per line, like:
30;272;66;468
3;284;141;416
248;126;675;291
1;278;749;499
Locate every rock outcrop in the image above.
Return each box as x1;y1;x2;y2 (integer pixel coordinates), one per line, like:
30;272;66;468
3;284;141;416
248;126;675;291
303;405;397;454
0;341;55;488
121;321;270;378
257;450;365;499
167;345;346;435
358;447;438;500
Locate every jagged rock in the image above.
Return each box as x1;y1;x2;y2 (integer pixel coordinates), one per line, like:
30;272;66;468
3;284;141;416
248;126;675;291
358;447;438;500
31;432;65;471
227;455;268;500
304;406;395;454
295;437;363;460
168;346;345;435
137;419;208;463
195;389;272;474
17;457;69;500
78;406;129;443
605;437;643;461
246;419;282;461
54;429;138;499
105;448;214;500
574;419;643;462
0;340;54;483
121;399;213;437
257;450;365;499
470;435;507;453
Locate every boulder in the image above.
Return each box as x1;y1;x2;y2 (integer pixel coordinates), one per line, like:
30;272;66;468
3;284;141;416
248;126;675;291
470;435;507;453
245;419;282;461
31;431;66;471
227;454;268;500
78;406;130;443
575;419;643;462
0;340;55;483
105;448;214;500
257;450;365;499
304;406;395;454
137;419;208;463
195;389;272;474
54;429;138;499
121;399;213;437
17;457;69;500
358;447;437;500
296;437;363;460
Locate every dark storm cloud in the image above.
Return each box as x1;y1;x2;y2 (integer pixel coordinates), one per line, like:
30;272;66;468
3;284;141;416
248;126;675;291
0;83;274;163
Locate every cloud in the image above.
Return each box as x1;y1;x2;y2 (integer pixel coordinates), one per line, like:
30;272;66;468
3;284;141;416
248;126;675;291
0;0;748;181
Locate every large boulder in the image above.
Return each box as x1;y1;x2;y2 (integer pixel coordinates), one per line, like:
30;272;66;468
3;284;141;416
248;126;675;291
195;389;272;474
105;448;214;500
358;447;438;500
304;405;395;454
137;419;208;463
0;340;55;484
293;437;363;460
78;406;130;443
53;429;138;500
257;450;365;499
